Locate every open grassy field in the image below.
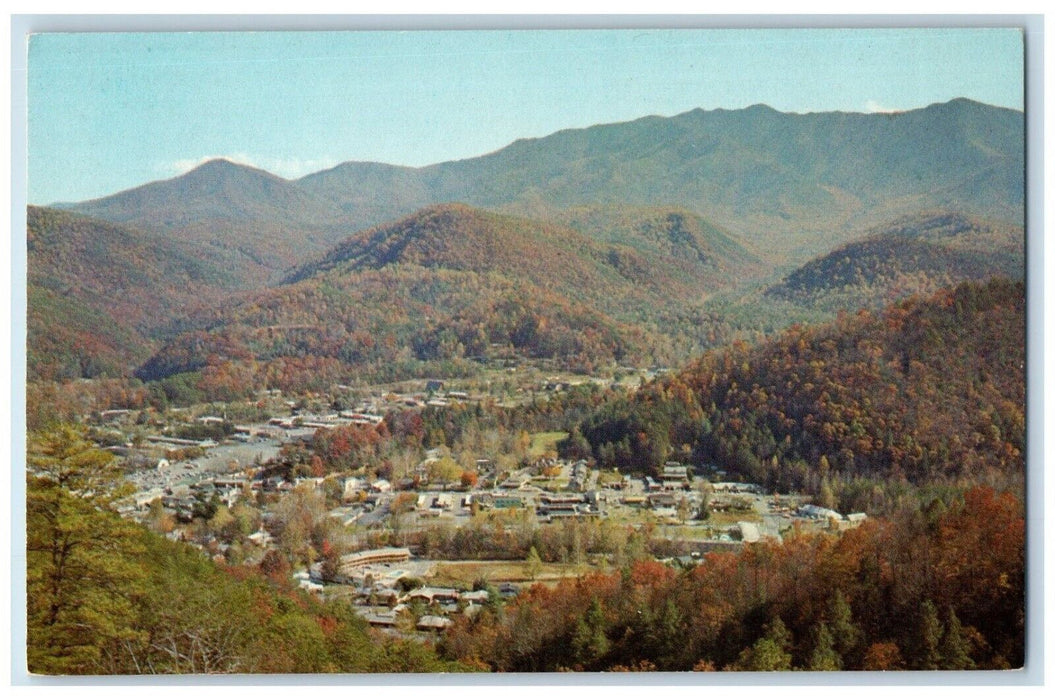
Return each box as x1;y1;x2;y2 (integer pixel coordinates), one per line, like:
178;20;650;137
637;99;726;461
426;559;600;587
528;431;568;458
531;478;569;491
704;510;762;527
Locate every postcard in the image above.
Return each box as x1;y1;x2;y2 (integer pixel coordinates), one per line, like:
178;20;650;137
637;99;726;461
20;23;1029;678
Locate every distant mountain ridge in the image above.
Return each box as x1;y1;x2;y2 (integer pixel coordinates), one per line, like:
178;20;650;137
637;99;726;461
32;99;1025;387
68;158;341;228
57;159;350;284
297;98;1023;244
60;99;1023;266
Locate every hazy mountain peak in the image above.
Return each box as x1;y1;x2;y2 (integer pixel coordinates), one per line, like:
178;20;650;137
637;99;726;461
742;103;779;113
60;97;1023;268
181;157;283;180
64;153;339;231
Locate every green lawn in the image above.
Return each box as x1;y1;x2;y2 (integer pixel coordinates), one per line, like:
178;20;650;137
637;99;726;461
428;560;593;587
532;478;570;491
528;431;568;458
704;510;762;527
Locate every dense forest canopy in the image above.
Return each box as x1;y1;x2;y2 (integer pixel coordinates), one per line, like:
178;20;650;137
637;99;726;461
573;279;1025;511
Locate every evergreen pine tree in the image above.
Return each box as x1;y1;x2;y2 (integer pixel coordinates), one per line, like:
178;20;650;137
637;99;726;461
827;589;862;664
571;597;609;668
916;599;943;670
733;616;794;671
645;598;684;668
938;606;975;670
807;622;842;671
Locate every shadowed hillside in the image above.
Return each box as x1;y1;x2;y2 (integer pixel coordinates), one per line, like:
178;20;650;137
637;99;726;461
765;211;1023;310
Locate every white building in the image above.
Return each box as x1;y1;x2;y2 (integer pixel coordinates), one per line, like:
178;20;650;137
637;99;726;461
736;521;761;543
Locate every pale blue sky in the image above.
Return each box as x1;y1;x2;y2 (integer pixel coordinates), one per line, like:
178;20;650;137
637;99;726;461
27;28;1024;204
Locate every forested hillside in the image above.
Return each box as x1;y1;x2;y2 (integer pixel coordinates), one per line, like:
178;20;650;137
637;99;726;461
285;203;757;309
27;206;237;380
766;212;1023;311
59;159;358;283
134;204;762;395
135;263;654;393
574;278;1025;511
551;205;765;283
68;157;341;229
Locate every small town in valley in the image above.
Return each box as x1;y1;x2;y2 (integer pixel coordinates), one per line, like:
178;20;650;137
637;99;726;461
86;371;867;640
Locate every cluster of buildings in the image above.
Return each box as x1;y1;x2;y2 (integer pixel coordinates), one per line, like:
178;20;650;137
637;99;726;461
102;394;873;629
303;546;518;634
796;504;868;526
643;463;692;492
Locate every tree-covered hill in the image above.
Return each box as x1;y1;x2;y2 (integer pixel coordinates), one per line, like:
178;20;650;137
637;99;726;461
134;263;657;393
575;278;1025;511
134;204;767;395
764;212;1024;312
439;488;1024;671
66;158;341;229
27;206;239;380
284;203;756;309
56;159;361;282
549;204;766;286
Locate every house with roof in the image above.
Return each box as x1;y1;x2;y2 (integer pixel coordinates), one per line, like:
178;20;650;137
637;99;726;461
458;590;491;604
798;504;842;521
661;463;690;489
404;586;460;605
364;611;398;628
416;615;452;632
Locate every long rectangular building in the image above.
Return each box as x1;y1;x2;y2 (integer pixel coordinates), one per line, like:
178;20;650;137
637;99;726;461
339;547;412;569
